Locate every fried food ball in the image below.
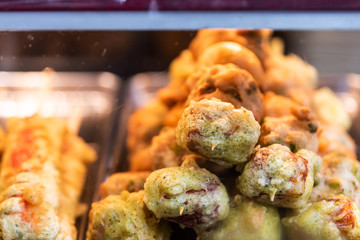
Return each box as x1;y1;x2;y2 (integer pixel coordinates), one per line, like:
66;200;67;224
150;127;185;170
263;38;318;97
310;152;360;206
129;147;153;172
313;87;352;130
163;102;187;127
237;144;316;208
169;49;196;86
143;158;230;229
185;64;264;121
259;106;319;153
318;124;356;158
197;42;265;84
176;98;260;166
87;191;171;240
199;195;281;240
0;197;60;240
99;171;151;198
127;100;168;154
263;91;303;118
283;194;360;240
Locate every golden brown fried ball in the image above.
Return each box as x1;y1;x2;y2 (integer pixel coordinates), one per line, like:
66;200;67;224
283;194;360;240
237;144;317;208
185;64;264;122
197;42;265;85
176;98;260;166
263;91;303;118
87;191;171;240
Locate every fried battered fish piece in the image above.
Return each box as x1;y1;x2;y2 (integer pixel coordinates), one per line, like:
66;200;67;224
237;144;318;208
185;64;264;121
197;41;265;85
100;171;150;198
199;195;281;240
176;98;260;166
310;152;360;206
189;29;272;66
260;106;320;153
144;158;229;229
283;195;360;240
313;87;352;130
87;191;171;240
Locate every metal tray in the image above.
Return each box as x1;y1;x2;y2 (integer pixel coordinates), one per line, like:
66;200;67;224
0;71;122;240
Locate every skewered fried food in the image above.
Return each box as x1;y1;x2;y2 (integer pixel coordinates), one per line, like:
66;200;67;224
199;195;281;240
310;151;360;206
176;98;260;166
87;191;171;240
283;194;360;240
185;64;264;121
0;116;95;240
143;157;230;230
100;171;151;198
260;106;320;153
237;144;318;208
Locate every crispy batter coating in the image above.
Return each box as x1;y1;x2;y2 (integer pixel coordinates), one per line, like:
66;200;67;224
283;195;360;240
87;191;171;240
176;98;260;166
169;49;196;86
237;144;316;208
199;195;281;240
185;64;264;121
100;171;151;198
260;106;319;153
0;197;60;240
127;101;168;154
313;87;352;130
197;42;265;85
263;91;303;118
318;124;356;158
310;152;360;206
150;127;185;170
189;29;272;67
144;158;229;229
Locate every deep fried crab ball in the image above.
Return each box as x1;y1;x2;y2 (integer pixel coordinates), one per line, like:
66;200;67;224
143;157;230;230
283;195;360;240
197;42;265;85
87;191;171;240
149;127;185;170
185;64;264;122
176;98;260;166
237;144;317;208
199;195;281;240
189;29;272;65
259;106;320;153
99;171;151;198
310;151;360;206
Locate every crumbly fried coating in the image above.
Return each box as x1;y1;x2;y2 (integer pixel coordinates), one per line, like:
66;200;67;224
100;171;151;198
313;87;352;130
310;151;360;206
185;64;264;121
197;42;265;85
237;144;316;208
143;158;229;229
176;98;260;166
260;107;319;153
87;191;171;240
199;195;281;240
263;91;303;118
283;194;360;240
